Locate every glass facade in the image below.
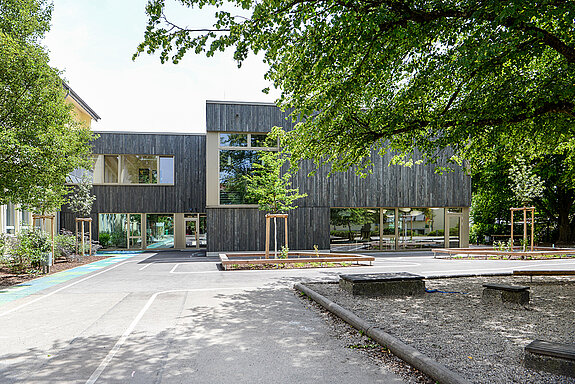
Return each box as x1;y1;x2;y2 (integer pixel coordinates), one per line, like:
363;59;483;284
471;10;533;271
218;133;277;205
70;155;174;185
184;213;207;248
6;203;15;234
398;208;444;249
98;213;128;248
219;150;260;205
104;155;119;183
330;207;457;251
146;214;174;249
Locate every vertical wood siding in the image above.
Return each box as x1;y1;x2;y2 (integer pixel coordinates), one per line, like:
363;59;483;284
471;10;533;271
60;133;206;237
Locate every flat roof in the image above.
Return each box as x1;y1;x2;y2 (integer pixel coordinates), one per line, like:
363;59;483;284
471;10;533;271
94;130;205;136
206;100;277;106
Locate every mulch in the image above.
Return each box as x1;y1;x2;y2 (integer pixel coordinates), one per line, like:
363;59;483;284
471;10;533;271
0;255;112;289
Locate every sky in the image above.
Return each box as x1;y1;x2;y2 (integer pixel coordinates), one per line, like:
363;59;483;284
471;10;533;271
44;0;279;133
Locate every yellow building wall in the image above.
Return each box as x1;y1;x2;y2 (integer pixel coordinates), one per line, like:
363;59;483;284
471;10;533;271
66;95;92;128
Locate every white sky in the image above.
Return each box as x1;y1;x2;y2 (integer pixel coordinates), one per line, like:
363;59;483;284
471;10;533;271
44;0;279;133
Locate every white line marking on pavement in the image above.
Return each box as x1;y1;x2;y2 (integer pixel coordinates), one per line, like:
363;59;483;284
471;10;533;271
0;260;134;318
138;262;155;271
85;287;255;384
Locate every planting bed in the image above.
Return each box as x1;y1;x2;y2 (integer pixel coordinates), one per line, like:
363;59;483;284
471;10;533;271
219;252;374;271
433;247;575;260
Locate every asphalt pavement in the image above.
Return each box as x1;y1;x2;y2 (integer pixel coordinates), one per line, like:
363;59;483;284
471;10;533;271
1;250;574;383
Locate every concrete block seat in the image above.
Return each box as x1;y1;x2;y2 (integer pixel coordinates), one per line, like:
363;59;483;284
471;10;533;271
481;283;530;306
339;272;425;296
525;340;575;378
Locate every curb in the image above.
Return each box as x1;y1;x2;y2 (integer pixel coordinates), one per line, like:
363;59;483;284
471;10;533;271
295;282;471;384
425;272;513;279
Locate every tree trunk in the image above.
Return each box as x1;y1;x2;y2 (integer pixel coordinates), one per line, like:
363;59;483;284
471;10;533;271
557;205;573;243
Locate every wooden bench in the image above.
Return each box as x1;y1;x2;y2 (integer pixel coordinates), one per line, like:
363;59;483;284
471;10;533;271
525;340;575;378
481;283;530;306
513;270;575;282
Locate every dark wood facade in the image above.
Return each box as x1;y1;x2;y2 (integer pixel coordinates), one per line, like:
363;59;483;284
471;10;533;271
60;133;206;237
61;102;471;253
206;101;471;252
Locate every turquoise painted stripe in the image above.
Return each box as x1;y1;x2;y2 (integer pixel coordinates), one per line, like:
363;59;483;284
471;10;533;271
0;255;133;306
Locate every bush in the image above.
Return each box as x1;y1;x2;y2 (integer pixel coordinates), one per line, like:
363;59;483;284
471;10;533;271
11;229;51;272
109;230;127;248
54;229;77;260
99;233;111;247
427;229;445;236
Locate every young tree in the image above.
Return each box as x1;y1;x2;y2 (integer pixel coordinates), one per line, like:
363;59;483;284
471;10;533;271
245;148;307;257
68;172;96;218
0;0;94;211
135;0;575;172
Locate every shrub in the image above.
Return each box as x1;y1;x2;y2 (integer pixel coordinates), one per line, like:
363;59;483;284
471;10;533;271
11;229;51;272
110;230;127;248
54;229;77;260
98;233;111;247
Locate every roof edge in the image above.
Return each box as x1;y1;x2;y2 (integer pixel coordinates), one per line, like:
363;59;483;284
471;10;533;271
63;82;101;121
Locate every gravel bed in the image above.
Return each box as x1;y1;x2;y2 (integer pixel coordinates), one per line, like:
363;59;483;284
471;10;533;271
296;290;435;384
305;276;575;384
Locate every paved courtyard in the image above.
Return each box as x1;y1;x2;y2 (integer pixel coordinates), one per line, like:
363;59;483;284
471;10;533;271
1;251;574;383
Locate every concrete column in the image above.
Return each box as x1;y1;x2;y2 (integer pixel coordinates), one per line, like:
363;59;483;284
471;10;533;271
444;209;450;248
460;207;470;248
174;213;185;249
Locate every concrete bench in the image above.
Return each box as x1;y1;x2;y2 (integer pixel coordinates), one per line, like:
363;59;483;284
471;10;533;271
481;283;530;306
525;340;575;378
513;270;575;282
339;272;425;296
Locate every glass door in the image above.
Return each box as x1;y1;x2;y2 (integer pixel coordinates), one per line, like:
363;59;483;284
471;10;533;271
127;213;142;249
447;215;461;248
184;218;199;248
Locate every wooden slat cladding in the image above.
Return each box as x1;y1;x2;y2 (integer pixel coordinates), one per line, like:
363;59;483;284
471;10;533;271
207;207;330;252
60;133;206;236
292;151;471;208
206;101;296;133
206;102;470;208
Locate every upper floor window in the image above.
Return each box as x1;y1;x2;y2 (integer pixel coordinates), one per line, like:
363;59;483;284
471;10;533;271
218;133;277;205
67;154;175;185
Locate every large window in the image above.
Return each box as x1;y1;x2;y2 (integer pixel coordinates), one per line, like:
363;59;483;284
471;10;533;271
330;207;454;251
70;155;174;185
146;214;174;249
219;133;277;205
98;213;128;248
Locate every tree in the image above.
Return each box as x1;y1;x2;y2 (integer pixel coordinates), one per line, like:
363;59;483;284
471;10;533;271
245;147;306;257
470;143;575;244
68;172;96;217
0;0;94;213
135;0;575;172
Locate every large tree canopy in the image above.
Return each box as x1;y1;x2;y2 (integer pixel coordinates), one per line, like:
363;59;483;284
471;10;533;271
0;0;94;213
136;0;575;171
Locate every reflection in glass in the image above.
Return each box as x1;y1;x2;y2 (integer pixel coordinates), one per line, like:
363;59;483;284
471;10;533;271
129;214;141;237
146;214;174;248
6;203;15;234
104;155;119;183
448;215;461;247
159;156;174;184
398;208;444;249
251;134;273;147
220;133;248;147
98;213;127;248
20;209;31;229
329;208;380;251
219;150;260;205
122;155;158;184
